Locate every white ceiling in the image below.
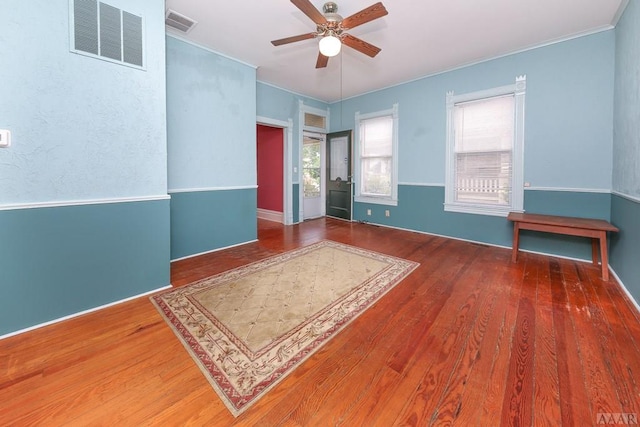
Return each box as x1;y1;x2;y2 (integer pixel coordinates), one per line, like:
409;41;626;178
164;0;627;103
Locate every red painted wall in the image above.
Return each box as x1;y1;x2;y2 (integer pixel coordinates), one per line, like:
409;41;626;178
257;124;284;212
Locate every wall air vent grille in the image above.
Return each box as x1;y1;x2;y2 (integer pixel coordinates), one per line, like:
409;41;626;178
71;0;145;69
165;10;197;34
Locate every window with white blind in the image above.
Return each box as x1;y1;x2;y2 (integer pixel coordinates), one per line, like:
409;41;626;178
355;104;399;206
445;76;526;216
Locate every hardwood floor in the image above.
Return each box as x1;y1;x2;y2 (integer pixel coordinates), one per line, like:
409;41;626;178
1;218;639;426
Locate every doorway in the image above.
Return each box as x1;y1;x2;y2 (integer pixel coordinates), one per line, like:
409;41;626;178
302;132;325;220
325;130;353;221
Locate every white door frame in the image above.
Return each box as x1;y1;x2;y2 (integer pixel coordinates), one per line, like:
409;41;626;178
302;131;326;220
256;116;294;225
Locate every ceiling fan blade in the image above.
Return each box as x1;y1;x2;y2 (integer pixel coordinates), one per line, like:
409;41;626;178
271;32;317;46
316;52;329;68
342;34;381;58
341;2;388;30
291;0;327;25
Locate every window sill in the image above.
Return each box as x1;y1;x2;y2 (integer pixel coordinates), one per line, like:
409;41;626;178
355;196;398;206
444;202;522;217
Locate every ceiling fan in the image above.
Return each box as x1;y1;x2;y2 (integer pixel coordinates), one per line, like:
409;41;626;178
271;0;388;68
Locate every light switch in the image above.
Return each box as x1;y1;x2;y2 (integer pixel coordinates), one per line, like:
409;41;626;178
0;130;11;148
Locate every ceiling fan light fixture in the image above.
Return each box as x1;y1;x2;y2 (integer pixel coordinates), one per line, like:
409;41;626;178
319;34;341;57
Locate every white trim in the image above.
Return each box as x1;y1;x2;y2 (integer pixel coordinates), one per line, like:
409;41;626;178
0;284;172;341
257;116;289;128
300;103;330;223
257;116;295;225
612;191;640;203
168;186;257;194
354;103;399;206
328;26;614;104
171;239;258;262
609;267;640;316
257;208;284;223
298;101;330;222
525;186;611;194
0;195;170;211
357;219;600;264
166;34;257;69
398;182;445;187
354;196;398;206
257;80;328;105
302;131;327;220
354;221;639;319
444;76;526;217
612;0;630;26
286;120;294;224
395;183;617;195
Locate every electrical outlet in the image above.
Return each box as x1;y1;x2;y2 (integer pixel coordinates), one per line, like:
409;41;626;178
385;210;390;217
0;129;10;148
367;209;371;216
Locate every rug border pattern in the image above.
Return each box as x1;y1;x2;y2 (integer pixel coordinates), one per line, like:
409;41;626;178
151;240;419;416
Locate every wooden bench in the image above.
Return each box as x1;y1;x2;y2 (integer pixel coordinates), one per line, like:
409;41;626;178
507;212;619;280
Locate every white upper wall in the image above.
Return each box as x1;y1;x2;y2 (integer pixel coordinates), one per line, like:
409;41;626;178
0;0;168;205
613;0;640;198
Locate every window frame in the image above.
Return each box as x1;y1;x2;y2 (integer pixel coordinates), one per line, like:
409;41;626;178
354;103;399;206
444;76;526;217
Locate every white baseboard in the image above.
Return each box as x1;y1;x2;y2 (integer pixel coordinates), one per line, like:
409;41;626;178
170;239;259;262
257;208;284;223
0;284;172;341
355;220;640;317
609;267;640;317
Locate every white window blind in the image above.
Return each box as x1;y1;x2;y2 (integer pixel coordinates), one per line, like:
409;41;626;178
454;95;514;206
360;115;393;197
444;76;526;217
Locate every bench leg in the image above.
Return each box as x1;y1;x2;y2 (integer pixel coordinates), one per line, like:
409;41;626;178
511;223;520;263
599;231;609;281
591;238;599;265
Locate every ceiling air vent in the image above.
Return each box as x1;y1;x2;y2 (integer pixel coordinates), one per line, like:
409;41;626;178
165;9;197;33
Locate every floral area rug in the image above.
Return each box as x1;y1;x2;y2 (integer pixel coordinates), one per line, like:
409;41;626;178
151;240;419;416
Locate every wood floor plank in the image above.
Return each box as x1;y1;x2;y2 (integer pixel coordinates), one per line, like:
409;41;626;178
532;254;563;426
1;218;639;426
560;260;623;420
578;262;640;416
549;258;593;426
499;256;536;427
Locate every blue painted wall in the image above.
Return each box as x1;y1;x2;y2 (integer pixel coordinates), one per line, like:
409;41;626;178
0;0;170;336
167;36;257;189
256;82;329;223
331;31;615;263
331;31;614;189
166;36;258;259
0;0;168;203
170;190;257;260
355;186;610;261
0;201;170;334
611;1;640;302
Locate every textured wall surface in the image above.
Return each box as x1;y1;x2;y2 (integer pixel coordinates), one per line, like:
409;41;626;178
166;36;256;190
330;31;615;191
613;0;640;197
0;0;170;336
256;82;328;185
611;2;640;304
0;0;167;204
